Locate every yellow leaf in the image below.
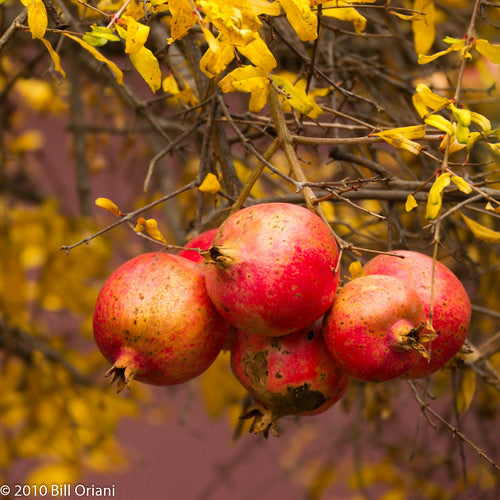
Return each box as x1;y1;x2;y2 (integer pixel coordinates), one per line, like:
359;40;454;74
10;129;44;152
424;114;455;135
455;369;476;416
308;463;336;500
450;175;472;194
426;172;451;220
129;46;162;93
248;0;281;16
95;198;123;217
40;38;66;77
237;34;277;72
375;125;426;155
167;0;196;43
64;34;123;85
162;73;180;94
412;84;451;117
475;39;500;64
460;212;500;243
348;261;365;280
405;194;418;212
412;0;436;55
135;217;146;232
21;0;47;39
470;111;491;132
455;121;470;144
26;461;80;486
199;29;235;78
449;103;471;126
485;201;500;214
198;173;221;194
143;218;167;244
122;16;150;55
438;133;466;154
249;85;270;112
271;74;322;118
417;37;465;64
219;65;269;93
278;0;318;42
322;2;369;34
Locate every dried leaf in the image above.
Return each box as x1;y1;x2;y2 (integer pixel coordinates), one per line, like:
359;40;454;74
460;212;500;243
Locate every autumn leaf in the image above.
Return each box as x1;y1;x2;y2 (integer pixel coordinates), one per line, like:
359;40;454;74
64;34;124;85
412;83;451;118
417;36;467;64
39;39;66;77
237;34;277;72
475;39;500;64
278;0;318;42
426;172;451;220
122;16;150;55
321;0;376;34
450;175;472;194
348;261;365;280
82;25;121;47
412;0;436;55
460;212;500;243
271;74;322;118
167;0;196;43
455;369;476;416
198;173;221;194
20;0;47;39
95;198;123;217
375;125;426;155
138;218;168;244
424;114;455;135
405;194;418;212
199;29;235;78
129;47;162;93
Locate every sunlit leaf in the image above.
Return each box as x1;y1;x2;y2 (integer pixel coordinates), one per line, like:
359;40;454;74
475;39;500;64
64;34;124;85
83;25;120;47
418;37;465;64
278;0;318;42
322;1;372;34
219;65;269;93
470;111;491;132
166;0;196;43
412;0;436;55
455;121;470;144
439;134;467;154
20;0;47;39
460;212;500;243
198;173;221;194
405;194;418;212
199;29;235;78
449;103;471;126
95;198;123;217
485;201;500;214
412;84;451;117
426;172;451;220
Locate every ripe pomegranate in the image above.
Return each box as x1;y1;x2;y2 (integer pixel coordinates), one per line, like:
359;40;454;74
363;250;471;378
204;203;340;337
178;228;217;263
322;274;427;382
93;252;229;391
230;322;351;437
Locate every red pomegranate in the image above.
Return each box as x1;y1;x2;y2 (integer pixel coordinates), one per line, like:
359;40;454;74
230;322;351;437
178;228;217;263
93;252;229;391
204;203;340;337
322;274;428;382
363;250;471;378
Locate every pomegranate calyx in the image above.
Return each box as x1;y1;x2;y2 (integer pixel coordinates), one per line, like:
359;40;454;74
106;364;136;393
203;245;235;268
240;407;280;439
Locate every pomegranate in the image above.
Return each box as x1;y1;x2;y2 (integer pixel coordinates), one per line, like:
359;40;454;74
93;252;229;391
204;203;340;337
322;274;428;382
230;322;351;437
363;250;471;378
178;228;217;263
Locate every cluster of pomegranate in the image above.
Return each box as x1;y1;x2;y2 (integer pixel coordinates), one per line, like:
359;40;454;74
93;203;471;436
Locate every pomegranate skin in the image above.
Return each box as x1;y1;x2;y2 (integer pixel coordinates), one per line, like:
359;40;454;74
178;229;217;264
204;203;340;337
322;274;427;382
231;323;351;436
363;250;471;378
93;252;229;390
